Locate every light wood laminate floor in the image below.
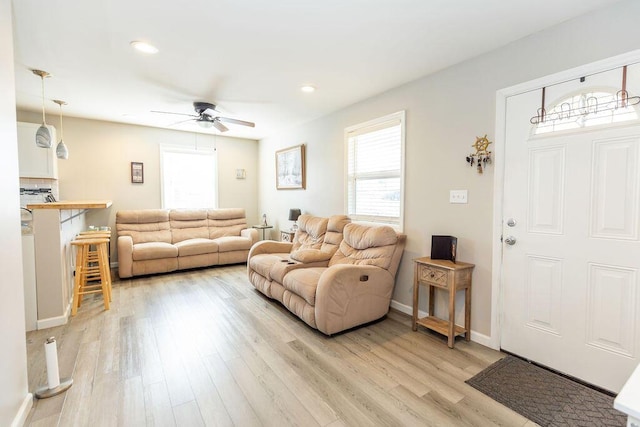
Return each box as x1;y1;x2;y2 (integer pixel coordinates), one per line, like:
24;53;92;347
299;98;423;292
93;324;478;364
25;265;536;426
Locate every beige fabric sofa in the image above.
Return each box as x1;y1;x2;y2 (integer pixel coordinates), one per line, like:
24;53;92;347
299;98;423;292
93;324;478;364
248;215;406;335
117;208;258;278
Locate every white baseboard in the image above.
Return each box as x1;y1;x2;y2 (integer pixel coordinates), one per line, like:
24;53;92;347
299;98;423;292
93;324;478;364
390;299;427;318
389;299;495;348
36;301;71;330
11;393;33;427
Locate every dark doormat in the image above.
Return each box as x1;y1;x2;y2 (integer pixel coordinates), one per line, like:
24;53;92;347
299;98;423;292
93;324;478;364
466;355;626;426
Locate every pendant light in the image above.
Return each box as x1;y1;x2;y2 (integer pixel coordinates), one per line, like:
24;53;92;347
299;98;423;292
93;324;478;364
32;69;52;148
53;100;69;160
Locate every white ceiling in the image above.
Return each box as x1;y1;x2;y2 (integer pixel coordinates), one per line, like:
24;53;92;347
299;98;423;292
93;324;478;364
12;0;624;140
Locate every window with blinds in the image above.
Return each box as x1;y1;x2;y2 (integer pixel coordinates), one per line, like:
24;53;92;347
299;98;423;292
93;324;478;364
160;145;218;209
345;111;405;230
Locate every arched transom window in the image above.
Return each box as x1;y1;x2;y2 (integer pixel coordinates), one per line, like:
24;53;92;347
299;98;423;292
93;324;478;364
533;90;638;135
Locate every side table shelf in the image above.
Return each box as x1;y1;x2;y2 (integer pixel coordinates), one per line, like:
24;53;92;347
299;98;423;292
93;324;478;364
415;316;466;338
412;257;475;348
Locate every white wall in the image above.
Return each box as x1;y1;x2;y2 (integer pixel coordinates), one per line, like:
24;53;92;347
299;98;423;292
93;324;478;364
16;111;259;261
258;0;640;339
0;0;32;424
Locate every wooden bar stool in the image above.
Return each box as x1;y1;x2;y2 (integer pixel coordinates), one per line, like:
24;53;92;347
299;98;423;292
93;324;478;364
75;231;112;271
70;237;111;315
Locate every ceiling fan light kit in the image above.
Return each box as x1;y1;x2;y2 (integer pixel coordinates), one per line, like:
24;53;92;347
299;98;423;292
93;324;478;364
197;119;213;129
32;69;52;148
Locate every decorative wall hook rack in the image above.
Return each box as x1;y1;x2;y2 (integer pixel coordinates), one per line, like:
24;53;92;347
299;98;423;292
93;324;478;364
530;65;640;125
466;134;492;174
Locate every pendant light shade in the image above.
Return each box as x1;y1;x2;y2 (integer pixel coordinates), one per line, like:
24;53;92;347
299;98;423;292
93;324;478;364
32;69;52;148
53;99;69;160
56;140;69;160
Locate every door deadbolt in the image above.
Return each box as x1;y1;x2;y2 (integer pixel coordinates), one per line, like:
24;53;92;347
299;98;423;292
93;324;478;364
506;218;517;227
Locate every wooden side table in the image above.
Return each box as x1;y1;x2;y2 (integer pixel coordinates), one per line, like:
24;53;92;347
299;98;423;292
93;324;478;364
280;230;295;242
412;257;475;348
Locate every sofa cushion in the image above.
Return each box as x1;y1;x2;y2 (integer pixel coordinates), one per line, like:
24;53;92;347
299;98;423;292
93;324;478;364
132;242;178;261
208;208;248;239
116;209;172;244
292;215;328;251
329;223;398;269
170;209;209;243
249;253;290;279
215;236;253;252
282;267;325;306
320;215;351;255
174;238;219;257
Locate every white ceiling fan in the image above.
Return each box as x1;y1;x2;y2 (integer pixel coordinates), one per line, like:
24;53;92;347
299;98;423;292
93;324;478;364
152;101;255;132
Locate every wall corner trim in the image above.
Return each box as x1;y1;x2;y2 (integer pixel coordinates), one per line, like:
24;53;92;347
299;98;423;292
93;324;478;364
11;393;33;427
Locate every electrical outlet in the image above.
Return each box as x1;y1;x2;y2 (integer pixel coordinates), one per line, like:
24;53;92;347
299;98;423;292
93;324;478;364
450;190;468;204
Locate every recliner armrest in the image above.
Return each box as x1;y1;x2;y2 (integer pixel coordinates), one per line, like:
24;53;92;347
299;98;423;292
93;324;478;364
248;240;293;259
117;235;134;278
290;249;332;263
241;228;259;245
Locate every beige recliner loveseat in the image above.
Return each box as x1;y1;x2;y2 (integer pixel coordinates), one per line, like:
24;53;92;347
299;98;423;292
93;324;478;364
247;214;406;335
117;208;257;278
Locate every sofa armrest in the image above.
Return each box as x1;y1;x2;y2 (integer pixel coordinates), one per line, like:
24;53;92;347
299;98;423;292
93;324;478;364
241;228;259;246
315;264;394;335
290;249;332;263
248;240;293;259
117;235;134;278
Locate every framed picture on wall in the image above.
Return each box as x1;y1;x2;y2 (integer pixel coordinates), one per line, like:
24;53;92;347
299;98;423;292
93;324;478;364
276;144;305;190
131;162;144;183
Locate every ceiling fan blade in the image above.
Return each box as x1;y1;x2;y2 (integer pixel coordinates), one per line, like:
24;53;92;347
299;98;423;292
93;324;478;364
213;120;229;132
151;110;198;118
217;117;255;128
168;118;195;126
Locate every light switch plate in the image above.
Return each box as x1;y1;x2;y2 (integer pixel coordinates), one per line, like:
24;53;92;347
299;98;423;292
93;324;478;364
450;190;468;204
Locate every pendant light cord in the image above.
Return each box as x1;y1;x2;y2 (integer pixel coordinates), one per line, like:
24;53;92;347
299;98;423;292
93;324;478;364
41;75;46;124
58;103;64;140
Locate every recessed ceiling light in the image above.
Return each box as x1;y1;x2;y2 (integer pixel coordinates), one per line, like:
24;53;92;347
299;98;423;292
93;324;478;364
300;85;316;93
130;41;159;54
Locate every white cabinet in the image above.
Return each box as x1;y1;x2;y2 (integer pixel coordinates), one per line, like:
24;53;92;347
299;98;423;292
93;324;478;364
17;121;58;179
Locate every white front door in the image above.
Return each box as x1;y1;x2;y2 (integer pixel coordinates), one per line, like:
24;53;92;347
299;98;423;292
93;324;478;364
501;67;640;393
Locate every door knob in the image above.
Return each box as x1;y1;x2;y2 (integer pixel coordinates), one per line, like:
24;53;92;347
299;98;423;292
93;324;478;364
506;218;517;227
504;235;517;245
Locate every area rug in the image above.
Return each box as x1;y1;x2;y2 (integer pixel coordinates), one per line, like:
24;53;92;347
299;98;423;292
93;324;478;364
466;355;626;426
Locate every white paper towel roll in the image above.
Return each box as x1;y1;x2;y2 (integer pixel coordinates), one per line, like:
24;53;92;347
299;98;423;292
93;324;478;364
44;337;61;389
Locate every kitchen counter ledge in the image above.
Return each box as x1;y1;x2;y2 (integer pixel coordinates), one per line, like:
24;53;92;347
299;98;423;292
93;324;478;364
26;200;112;210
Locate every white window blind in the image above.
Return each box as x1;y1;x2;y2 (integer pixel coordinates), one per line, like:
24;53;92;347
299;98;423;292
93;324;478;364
345;111;405;230
160;145;218;209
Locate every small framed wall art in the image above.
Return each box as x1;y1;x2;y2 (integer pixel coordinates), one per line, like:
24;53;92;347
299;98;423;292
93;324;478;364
276;144;305;190
131;162;144;183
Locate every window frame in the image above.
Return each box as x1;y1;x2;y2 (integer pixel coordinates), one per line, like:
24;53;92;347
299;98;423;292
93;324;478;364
344;110;406;232
159;144;219;209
